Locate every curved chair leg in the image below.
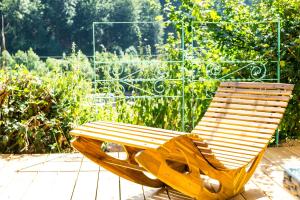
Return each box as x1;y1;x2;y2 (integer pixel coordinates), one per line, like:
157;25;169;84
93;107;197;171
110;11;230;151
71;136;163;188
135;135;265;200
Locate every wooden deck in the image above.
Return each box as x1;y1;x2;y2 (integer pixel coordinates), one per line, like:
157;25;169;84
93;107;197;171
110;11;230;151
0;146;299;200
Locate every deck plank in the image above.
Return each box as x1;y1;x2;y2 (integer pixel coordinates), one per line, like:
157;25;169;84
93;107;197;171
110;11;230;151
46;154;84;200
118;152;146;200
120;178;159;200
250;157;296;199
71;156;100;200
96;170;120;200
148;188;192;200
96;152;121;200
241;180;270;200
285;146;300;157
263;147;300;193
21;170;58;200
71;165;99;200
22;154;83;200
0;154;49;200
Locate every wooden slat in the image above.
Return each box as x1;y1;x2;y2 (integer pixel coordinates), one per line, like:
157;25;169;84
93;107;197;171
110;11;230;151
77;125;166;145
218;160;244;169
211;149;255;160
207;145;259;156
193;141;209;149
70;130;159;149
97;121;183;136
193;126;272;139
194;130;269;144
93;121;181;138
220;82;294;90
200;144;263;162
214;157;248;167
204;112;281;123
215;157;248;166
210;102;285;113
212;97;289;108
207;107;283;118
196;146;214;154
197;121;274;134
213;153;253;163
86;123;174;140
201;136;266;148
205;140;262;152
215;92;290;101
201;117;278;129
217;87;292;96
212;97;288;107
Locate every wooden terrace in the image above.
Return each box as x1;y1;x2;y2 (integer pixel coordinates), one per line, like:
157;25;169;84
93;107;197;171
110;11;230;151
0;146;299;200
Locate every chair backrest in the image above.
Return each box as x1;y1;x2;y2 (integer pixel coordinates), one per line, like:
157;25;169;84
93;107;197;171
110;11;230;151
191;82;294;169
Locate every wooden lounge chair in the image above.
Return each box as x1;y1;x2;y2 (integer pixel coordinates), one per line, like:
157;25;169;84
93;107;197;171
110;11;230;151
70;82;294;200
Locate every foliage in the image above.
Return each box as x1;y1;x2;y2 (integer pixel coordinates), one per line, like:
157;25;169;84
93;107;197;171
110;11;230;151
0;0;47;53
163;0;300;140
1;47;95;80
93;47;215;132
0;0;163;55
0;52;93;153
14;48;45;71
267;0;300;140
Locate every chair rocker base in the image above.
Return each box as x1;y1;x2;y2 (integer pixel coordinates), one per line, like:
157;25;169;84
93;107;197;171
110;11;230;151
136;135;266;200
71;136;164;188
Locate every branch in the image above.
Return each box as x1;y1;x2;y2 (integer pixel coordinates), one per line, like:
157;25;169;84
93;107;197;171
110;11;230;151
287;47;300;63
1;14;6;51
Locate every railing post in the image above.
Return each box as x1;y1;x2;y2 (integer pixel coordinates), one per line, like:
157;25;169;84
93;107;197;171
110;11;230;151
181;21;185;132
276;19;281;146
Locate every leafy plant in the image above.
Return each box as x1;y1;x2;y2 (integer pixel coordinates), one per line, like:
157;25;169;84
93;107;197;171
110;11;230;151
0;56;93;153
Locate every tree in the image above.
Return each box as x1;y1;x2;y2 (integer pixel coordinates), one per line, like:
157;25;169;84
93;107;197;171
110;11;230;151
0;0;50;54
0;0;164;56
42;0;78;54
1;15;6;52
136;0;164;54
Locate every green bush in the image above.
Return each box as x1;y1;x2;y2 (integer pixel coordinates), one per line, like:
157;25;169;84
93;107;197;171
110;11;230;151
0;64;93;153
164;0;300;141
270;0;300;140
92;49;215;132
14;49;46;72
